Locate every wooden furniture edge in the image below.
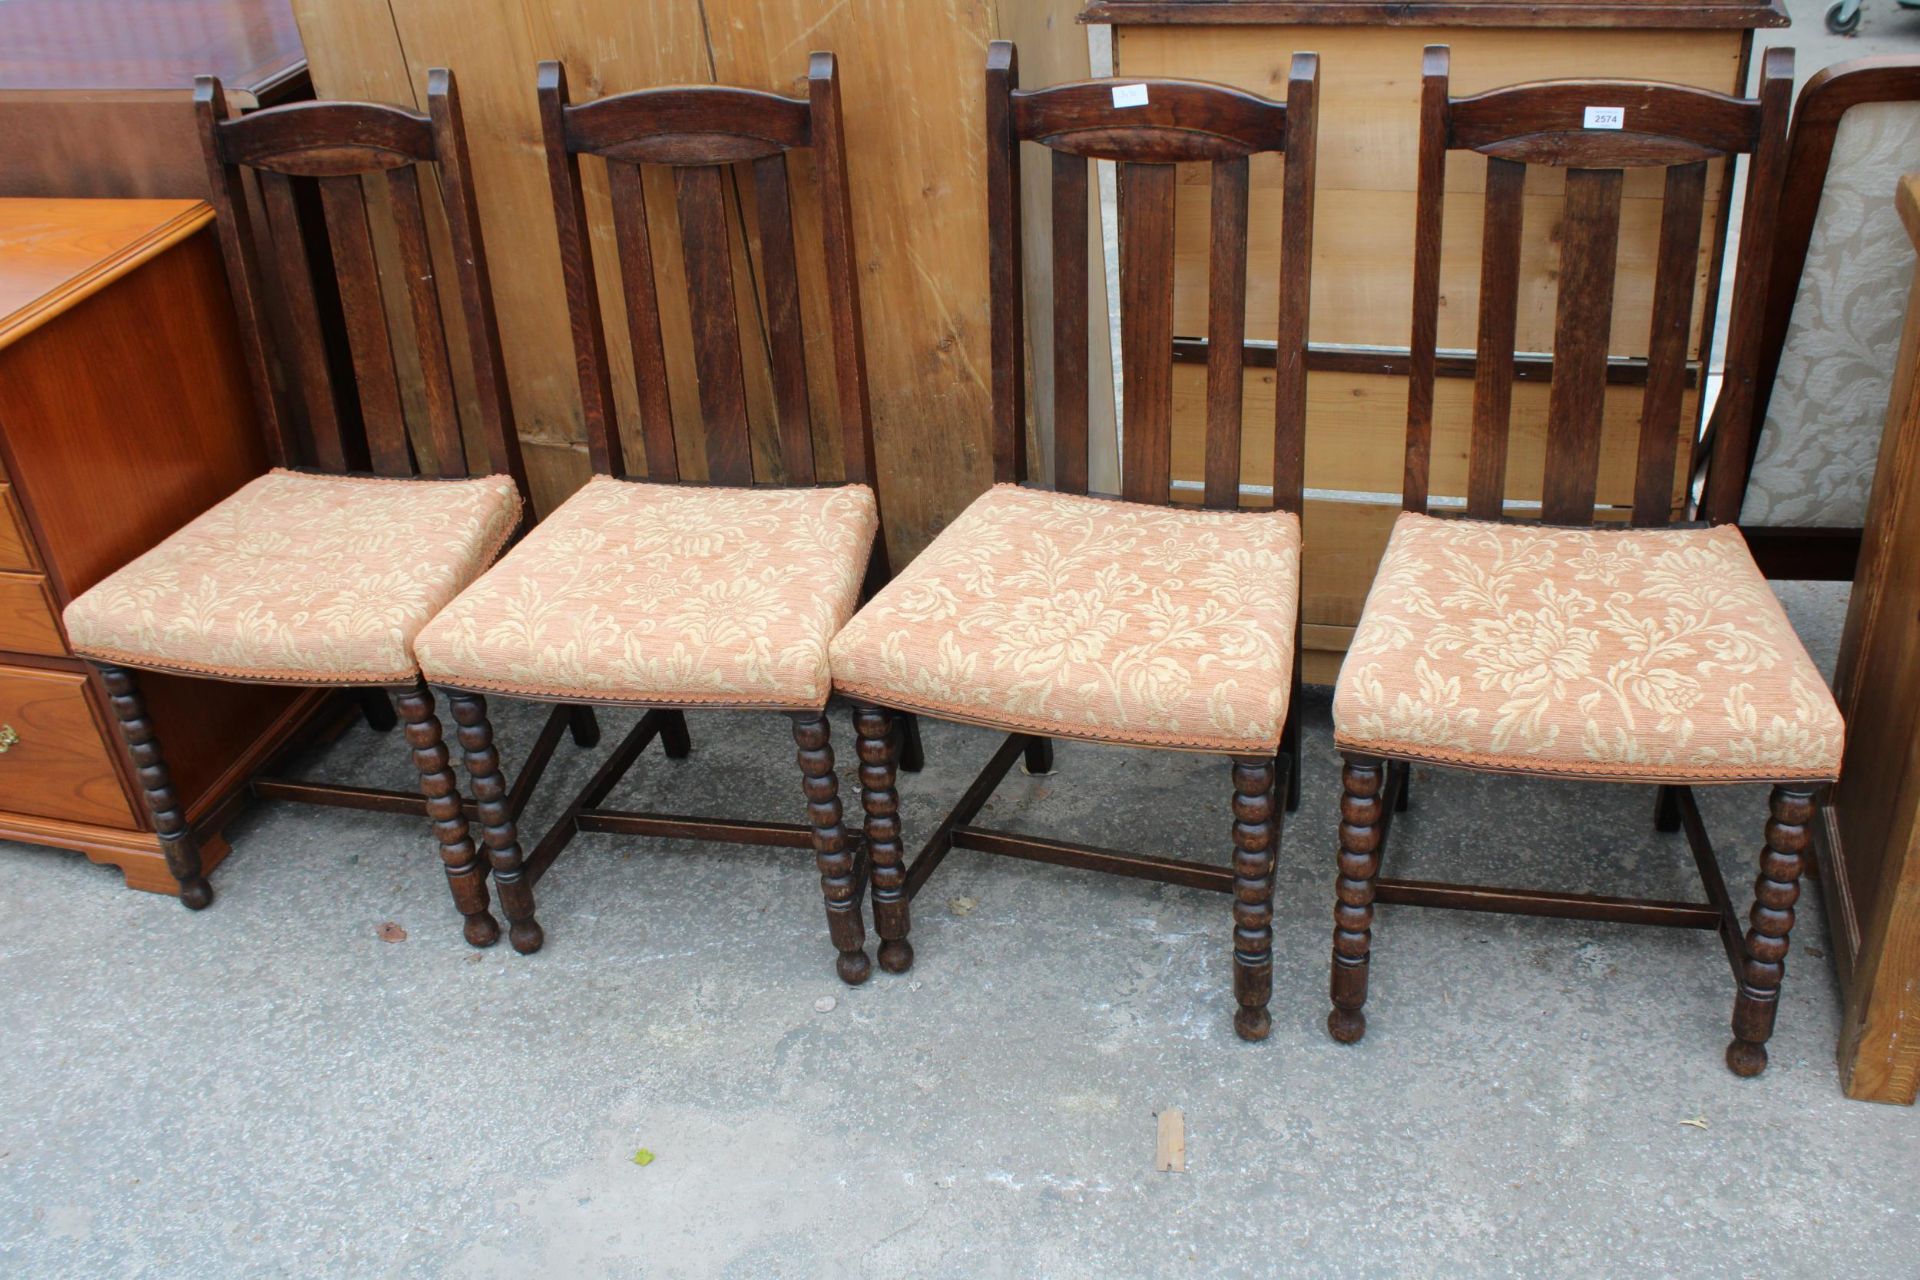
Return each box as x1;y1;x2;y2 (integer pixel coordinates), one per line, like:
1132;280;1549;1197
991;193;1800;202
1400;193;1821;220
1080;1;1789;28
0;200;215;350
0;811;232;894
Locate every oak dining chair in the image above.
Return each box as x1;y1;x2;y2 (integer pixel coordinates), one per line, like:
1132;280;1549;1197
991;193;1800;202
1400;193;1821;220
410;52;921;979
1327;46;1843;1076
827;40;1319;1040
58;72;595;940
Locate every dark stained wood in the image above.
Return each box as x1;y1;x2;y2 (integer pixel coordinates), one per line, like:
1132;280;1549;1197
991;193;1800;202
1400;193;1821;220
795;711;870;984
397;678;497;948
1540;167;1624;525
1467;157;1525;520
856;706;912;974
1118;161;1177;504
1402;45;1450;515
1053;149;1092;496
99;665;211;910
808;51;880;494
1174;337;1695;387
0;0;306;97
1203;156;1248;508
1078;0;1790;28
253;169;348;470
1728;785;1813;1076
673;163;756;485
317;171;412;475
952;826;1236;891
1634;161;1707;525
450;692;539;954
384;164;464;476
752;153;815;484
985;40;1027;485
1231;755;1279;1041
1272;53;1318;515
603;162;676;480
1013;78;1289;162
562;86;811;165
1449;80;1762;163
1329;755;1383;1043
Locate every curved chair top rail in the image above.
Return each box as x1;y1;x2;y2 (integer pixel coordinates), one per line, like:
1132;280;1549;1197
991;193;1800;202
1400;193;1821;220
193;71;525;502
1447;77;1764;166
544;69;813;166
535;50;878;501
205;95;438;177
985;39;1319;513
1402;44;1793;529
1008;74;1293;162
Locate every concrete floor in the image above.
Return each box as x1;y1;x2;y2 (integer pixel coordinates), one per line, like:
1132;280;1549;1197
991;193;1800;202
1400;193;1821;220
4;581;1919;1277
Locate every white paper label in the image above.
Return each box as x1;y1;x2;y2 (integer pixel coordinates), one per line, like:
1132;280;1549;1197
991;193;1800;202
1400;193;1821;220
1583;106;1625;130
1111;83;1150;108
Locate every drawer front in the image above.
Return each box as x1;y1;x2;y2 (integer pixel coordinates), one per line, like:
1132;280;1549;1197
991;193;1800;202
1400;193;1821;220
0;570;65;657
0;485;31;571
0;664;137;829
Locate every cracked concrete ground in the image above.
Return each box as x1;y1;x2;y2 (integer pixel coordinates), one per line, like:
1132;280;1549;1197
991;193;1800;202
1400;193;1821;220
3;579;1918;1277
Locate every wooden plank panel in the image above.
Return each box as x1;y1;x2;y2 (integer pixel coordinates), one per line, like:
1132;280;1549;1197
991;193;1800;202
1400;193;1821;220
1542;167;1624;524
1051;149;1090;495
0;571;67;656
672;164;756;484
1204;157;1249;509
1467;157;1524;519
1119;162;1177;504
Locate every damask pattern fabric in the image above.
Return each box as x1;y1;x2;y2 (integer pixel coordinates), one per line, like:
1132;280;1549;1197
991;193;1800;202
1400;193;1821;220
828;485;1301;753
1333;513;1844;782
414;476;877;710
1742;101;1920;527
63;469;522;685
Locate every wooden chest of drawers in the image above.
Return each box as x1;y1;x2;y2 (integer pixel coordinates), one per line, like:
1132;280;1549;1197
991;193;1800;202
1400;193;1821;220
0;197;327;894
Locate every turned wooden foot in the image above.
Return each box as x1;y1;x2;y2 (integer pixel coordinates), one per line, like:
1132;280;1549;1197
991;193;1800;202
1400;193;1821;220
793;711;869;984
1728;785;1813;1077
451;692;541;954
1232;755;1278;1042
1329;756;1385;1044
397;680;497;947
99;665;212;910
855;706;912;974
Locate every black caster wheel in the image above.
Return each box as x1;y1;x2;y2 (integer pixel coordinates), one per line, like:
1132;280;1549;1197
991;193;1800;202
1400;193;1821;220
1827;1;1862;35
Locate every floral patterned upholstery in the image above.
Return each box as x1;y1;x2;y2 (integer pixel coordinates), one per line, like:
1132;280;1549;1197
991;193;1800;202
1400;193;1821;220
62;469;522;685
829;485;1301;753
413;476;877;711
1333;512;1844;782
1742;101;1920;528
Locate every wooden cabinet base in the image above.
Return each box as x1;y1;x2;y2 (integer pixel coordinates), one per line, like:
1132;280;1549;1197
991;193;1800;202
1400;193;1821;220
0;811;231;894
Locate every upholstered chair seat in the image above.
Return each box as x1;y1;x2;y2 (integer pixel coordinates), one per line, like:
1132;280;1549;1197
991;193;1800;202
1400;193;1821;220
830;484;1302;754
63;469;522;685
1333;512;1845;783
415;476;878;711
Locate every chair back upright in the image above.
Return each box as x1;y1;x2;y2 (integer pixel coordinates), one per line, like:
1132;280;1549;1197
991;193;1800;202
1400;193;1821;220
194;73;525;500
1402;44;1794;529
984;39;1319;514
536;52;877;504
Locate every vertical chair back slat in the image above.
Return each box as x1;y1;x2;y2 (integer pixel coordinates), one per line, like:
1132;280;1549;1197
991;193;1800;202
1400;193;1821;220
1540;167;1624;524
384;163;465;476
1405;44;1793;530
535;53;878;501
672;163;756;485
1203;156;1249;509
604;161;681;481
1272;57;1318;517
752;152;817;484
1051;148;1091;496
1118;161;1177;505
194;73;527;498
984;43;1316;513
1633;160;1708;525
1467;157;1526;519
1402;48;1450;515
317;173;415;476
254;168;350;471
986;42;1027;487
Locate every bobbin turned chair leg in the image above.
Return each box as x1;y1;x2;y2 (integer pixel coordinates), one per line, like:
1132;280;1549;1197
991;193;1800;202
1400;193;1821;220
855;706;911;975
395;680;498;947
1329;756;1386;1043
1232;755;1279;1041
1727;784;1815;1078
792;710;869;984
97;664;212;910
450;692;542;954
